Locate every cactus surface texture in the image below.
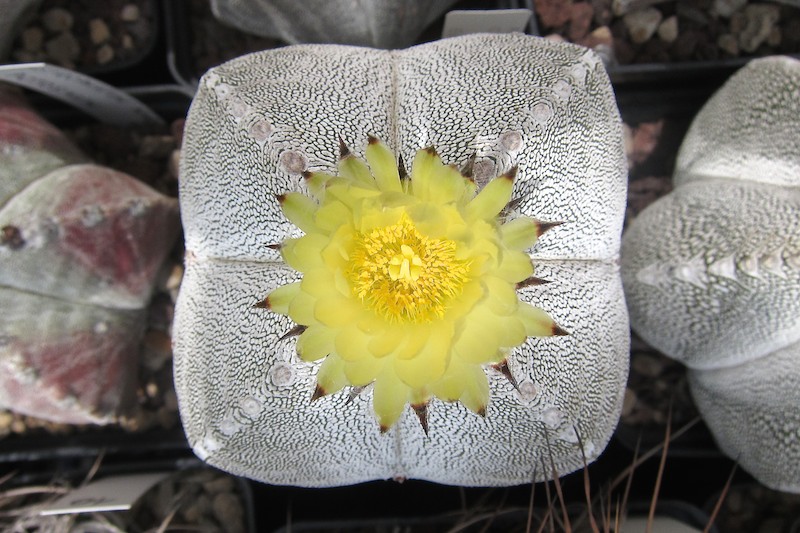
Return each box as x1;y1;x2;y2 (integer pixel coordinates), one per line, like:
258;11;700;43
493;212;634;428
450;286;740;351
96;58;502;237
0;87;180;424
175;34;629;487
209;0;458;48
621;56;800;493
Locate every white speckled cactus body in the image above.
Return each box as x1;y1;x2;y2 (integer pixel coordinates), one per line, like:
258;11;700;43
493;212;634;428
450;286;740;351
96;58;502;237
0;87;179;424
621;56;800;493
174;34;629;487
210;0;458;48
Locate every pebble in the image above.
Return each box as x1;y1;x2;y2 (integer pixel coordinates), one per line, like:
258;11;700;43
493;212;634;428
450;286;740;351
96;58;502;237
657;15;678;43
139;135;177;158
629;120;663;165
582;25;614;49
738;4;780;53
569;2;595;41
21;27;44;52
122;34;135;49
96;44;114;64
41;7;74;33
89;18;111;45
535;0;574;28
718;33;739;55
622;388;637;417
623;7;663;44
120;3;141;22
712;0;747;18
44;32;80;67
0;411;13;436
212;492;245;533
168;149;182;181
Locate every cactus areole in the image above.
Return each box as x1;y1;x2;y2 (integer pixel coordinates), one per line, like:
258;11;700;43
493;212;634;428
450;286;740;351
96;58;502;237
175;34;630;487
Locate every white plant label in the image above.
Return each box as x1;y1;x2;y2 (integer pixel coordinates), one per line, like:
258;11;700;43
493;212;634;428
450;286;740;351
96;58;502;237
441;9;533;39
38;472;170;516
0;63;164;128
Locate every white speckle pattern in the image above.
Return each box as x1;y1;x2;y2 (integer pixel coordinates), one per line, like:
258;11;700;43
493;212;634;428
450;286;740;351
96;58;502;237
175;34;629;487
621;56;800;493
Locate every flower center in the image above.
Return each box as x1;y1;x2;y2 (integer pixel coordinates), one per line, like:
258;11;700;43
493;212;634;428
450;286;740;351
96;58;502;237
347;214;470;323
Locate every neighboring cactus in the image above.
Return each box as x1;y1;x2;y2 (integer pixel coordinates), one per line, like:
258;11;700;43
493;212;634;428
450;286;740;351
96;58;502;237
0;86;180;424
175;33;629;487
621;56;800;493
209;0;458;48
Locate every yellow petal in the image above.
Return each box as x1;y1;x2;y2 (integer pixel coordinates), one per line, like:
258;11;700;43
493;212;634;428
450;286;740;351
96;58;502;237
339;154;376;188
296;325;335;361
334;323;370;362
460;366;489;415
429;164;469;204
464;173;514;222
429;355;467;401
518;302;562;337
494;250;533;282
300;268;338;299
315;295;360;328
344;357;385;386
365;137;402;193
367;326;404;358
279;192;318;233
281;234;328;271
500;216;540;251
303;171;335;199
316;354;348;397
315;200;352;234
393;322;452;388
482;275;519;316
373;370;410;430
265;282;300;315
396;324;430;360
409;147;440;201
453;307;505;364
288;290;316;324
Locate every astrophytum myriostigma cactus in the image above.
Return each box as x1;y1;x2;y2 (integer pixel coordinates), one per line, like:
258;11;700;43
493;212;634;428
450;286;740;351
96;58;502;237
209;0;458;48
174;33;629;487
621;56;800;493
0;86;179;424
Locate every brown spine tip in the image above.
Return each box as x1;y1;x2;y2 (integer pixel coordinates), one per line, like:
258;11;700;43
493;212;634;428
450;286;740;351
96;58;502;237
276;193;287;204
424;145;438;157
367;134;379;145
278;324;307;341
501;165;518;182
345;385;367;405
301;170;313;180
379;424;391;434
338;137;350;159
552;323;570;336
460;153;476;178
476;406;487;418
516;276;552;289
412;403;430;436
253;297;270;309
311;384;326;402
491;360;519;391
505;196;524;212
398;155;408;180
536;220;565;237
267;242;283;251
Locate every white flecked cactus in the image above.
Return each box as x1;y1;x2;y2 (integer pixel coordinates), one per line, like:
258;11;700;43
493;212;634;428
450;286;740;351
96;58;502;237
209;0;458;48
621;56;800;493
174;33;629;487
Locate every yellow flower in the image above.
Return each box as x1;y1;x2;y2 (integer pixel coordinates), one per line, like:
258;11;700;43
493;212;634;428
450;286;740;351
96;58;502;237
261;137;565;431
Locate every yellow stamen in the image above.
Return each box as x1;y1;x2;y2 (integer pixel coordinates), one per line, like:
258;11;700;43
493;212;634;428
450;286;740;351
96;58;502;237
347;214;470;323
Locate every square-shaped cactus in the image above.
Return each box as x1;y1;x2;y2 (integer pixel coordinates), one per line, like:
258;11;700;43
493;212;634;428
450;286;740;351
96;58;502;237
175;33;629;487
